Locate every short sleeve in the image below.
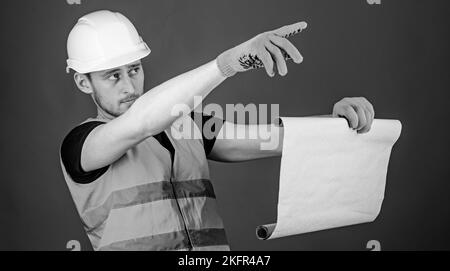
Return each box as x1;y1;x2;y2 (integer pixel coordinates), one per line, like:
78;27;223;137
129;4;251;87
60;121;109;184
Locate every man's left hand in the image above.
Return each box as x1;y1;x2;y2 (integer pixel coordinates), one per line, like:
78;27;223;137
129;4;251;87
332;97;375;134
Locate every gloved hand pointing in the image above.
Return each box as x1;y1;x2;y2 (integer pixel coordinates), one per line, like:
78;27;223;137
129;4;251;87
216;21;307;77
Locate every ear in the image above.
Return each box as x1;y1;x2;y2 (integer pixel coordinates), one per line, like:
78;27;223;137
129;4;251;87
74;72;94;94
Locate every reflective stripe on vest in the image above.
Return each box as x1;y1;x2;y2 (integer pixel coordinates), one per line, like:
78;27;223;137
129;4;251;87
60;115;230;251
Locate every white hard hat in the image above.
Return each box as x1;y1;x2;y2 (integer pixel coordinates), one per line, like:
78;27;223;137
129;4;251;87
66;10;151;74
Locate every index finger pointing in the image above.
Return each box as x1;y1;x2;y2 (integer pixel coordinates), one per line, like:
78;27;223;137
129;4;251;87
271;21;308;38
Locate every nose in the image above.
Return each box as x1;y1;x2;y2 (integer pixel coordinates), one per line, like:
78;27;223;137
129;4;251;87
121;74;136;95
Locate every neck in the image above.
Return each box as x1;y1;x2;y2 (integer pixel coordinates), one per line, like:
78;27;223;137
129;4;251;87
96;107;115;122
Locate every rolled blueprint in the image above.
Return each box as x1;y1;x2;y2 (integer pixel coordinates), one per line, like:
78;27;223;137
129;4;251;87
257;117;402;240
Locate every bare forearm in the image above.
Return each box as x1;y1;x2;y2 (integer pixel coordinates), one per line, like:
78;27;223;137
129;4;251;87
211;114;336;162
128;59;226;137
210;122;283;162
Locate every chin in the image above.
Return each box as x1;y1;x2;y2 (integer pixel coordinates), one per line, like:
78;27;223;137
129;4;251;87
117;105;130;115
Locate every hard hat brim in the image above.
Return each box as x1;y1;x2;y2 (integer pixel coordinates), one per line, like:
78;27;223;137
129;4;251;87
66;42;151;74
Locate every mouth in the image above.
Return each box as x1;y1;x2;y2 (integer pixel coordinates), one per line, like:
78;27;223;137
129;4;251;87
121;98;137;104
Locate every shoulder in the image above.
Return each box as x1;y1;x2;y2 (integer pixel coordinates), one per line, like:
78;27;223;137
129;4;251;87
60;121;108;184
61;121;106;156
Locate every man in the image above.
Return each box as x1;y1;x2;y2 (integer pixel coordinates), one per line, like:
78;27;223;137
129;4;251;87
60;10;375;251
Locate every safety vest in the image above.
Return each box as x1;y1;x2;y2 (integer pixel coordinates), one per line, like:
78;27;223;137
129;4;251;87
60;115;230;251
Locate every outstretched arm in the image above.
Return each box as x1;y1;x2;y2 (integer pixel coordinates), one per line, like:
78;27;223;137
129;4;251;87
80;21;308;172
208;97;375;163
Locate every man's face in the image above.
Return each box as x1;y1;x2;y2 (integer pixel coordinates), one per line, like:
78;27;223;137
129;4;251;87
88;60;144;118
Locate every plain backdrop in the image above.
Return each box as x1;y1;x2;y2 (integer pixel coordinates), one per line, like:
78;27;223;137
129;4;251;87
0;0;449;250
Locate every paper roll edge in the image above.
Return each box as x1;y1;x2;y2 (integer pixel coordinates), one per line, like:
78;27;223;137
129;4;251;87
256;223;276;240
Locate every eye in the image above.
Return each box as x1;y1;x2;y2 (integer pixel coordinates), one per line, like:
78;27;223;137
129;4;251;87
108;73;120;81
129;67;140;76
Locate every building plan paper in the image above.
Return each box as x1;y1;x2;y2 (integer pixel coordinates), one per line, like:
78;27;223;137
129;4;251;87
257;117;402;240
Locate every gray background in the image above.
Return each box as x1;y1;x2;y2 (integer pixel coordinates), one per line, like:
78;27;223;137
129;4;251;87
0;0;449;250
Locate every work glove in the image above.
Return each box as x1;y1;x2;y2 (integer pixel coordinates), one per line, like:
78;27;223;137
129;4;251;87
216;21;307;77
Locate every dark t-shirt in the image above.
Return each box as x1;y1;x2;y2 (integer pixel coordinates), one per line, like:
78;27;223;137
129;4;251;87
60;112;224;184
